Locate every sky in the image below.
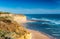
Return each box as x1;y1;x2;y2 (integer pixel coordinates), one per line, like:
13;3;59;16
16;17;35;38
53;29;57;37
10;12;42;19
0;0;60;14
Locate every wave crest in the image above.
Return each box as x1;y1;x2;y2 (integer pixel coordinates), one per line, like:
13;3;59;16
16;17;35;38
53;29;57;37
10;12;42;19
31;18;60;25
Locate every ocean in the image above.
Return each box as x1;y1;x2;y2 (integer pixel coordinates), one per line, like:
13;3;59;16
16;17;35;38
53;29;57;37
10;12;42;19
24;14;60;39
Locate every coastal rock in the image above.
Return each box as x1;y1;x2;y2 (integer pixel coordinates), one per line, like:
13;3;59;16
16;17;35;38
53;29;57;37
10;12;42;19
0;13;31;39
0;13;27;23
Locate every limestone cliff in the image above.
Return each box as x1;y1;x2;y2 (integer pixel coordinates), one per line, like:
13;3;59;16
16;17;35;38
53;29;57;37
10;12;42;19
0;13;31;39
0;13;27;23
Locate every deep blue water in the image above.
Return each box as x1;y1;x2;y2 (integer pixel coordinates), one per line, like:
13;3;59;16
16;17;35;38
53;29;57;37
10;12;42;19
24;14;60;39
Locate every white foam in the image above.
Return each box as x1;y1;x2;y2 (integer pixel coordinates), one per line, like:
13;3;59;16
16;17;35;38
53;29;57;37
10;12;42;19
32;18;41;20
31;17;60;25
52;34;60;36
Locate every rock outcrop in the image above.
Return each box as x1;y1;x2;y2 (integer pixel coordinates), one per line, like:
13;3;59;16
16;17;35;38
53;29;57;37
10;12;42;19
0;13;27;23
0;13;31;39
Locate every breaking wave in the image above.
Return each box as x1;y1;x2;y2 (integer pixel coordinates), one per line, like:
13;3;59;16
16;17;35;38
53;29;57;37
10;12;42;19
31;18;60;25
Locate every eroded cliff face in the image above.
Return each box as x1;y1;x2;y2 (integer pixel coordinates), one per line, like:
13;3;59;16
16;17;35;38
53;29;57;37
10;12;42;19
0;13;27;23
13;14;27;23
0;13;31;39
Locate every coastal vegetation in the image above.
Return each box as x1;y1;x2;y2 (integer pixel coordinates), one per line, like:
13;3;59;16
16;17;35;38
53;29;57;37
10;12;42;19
0;12;10;14
0;12;31;39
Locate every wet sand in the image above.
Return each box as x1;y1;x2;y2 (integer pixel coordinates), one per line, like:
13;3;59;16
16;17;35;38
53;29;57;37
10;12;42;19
28;29;55;39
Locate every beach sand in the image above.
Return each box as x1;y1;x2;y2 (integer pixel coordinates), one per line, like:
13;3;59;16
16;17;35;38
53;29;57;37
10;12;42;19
28;29;55;39
21;20;55;39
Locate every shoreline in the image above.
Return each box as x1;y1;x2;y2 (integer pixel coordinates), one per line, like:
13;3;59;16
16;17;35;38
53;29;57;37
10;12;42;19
20;20;55;39
27;29;55;39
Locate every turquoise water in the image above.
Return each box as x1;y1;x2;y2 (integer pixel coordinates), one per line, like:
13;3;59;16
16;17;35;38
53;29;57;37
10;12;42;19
24;14;60;39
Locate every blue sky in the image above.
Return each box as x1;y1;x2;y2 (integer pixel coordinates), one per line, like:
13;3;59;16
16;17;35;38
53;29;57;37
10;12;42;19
0;0;60;14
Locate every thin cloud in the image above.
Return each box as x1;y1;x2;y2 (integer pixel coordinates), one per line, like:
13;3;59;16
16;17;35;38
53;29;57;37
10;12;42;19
0;7;60;14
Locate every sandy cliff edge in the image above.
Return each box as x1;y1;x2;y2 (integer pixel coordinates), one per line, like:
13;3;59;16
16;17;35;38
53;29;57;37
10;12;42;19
0;13;31;39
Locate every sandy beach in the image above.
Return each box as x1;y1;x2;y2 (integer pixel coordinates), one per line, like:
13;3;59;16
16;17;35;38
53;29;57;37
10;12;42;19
22;20;55;39
28;29;55;39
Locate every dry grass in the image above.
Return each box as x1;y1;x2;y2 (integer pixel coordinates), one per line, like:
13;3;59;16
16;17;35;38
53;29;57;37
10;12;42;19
0;16;30;39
